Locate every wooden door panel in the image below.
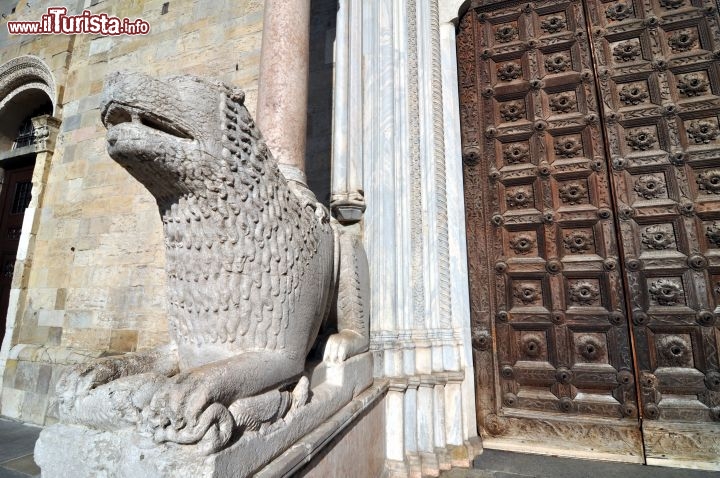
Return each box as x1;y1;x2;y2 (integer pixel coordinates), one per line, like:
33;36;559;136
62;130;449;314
586;0;720;467
0;164;34;343
459;0;644;460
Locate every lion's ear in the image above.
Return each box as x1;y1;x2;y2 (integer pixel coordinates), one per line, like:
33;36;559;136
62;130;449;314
230;88;245;105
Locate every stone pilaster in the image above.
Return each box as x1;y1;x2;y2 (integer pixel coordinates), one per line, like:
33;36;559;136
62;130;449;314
0;115;60;407
350;0;481;473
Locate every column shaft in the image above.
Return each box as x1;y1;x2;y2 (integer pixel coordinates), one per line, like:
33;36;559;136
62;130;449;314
256;0;311;176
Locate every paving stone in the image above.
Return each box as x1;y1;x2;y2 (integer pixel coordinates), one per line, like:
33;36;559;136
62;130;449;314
0;419;41;464
0;466;35;478
1;454;40;476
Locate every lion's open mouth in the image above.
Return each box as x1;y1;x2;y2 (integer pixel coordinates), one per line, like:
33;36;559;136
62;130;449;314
103;101;194;141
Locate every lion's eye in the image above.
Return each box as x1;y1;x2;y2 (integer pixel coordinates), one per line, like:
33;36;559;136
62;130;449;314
140;114;194;140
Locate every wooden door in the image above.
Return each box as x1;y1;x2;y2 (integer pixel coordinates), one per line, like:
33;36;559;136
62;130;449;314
585;0;720;467
458;0;720;468
0;163;34;343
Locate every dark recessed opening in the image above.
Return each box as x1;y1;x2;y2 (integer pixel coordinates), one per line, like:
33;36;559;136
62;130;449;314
161;2;169;14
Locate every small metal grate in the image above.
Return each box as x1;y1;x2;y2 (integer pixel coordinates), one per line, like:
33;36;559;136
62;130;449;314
7;228;21;240
13;118;35;149
2;259;14;278
11;181;32;214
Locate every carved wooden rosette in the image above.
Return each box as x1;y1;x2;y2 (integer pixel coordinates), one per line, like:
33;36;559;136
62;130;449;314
460;0;720;467
585;0;720;465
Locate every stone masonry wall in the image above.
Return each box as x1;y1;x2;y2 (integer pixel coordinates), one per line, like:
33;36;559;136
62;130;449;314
1;0;266;424
0;0;335;425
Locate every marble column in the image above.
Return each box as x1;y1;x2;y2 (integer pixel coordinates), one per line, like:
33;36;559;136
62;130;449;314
331;0;365;223
256;0;311;182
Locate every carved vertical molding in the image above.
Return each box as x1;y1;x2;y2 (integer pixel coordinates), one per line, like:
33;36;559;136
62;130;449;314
331;0;366;223
364;0;400;344
428;0;452;332
407;0;427;331
332;0;349;203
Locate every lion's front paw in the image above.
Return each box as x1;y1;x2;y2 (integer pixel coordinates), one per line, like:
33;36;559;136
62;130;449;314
147;373;209;435
145;373;233;453
323;330;368;363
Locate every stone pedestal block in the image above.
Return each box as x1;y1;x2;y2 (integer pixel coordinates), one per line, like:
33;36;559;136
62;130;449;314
35;353;373;478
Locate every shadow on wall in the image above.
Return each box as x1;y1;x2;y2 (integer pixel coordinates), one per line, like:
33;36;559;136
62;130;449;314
305;0;337;207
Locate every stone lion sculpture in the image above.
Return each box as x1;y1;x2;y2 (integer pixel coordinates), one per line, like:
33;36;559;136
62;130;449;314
53;72;369;455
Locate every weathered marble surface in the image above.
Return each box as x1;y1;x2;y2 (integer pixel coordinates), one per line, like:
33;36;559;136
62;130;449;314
36;70;371;475
36;353;373;478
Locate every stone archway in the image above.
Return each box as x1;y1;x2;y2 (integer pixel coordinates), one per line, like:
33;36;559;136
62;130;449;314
0;55;59;350
0;56;57;150
0;55;56;110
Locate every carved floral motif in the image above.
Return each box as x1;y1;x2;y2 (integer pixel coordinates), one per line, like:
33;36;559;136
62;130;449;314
697;169;720;194
541;15;566;33
649;279;684;306
495;24;518;43
514;283;541;304
577;335;604;361
498;62;522;81
522;335;543;357
503;143;530;164
510;235;536;255
687;120;720;144
605;2;634;21
658;336;690;365
506;187;533;208
559;183;588;204
642;225;675;250
613;41;641;62
668;30;697;52
659;0;685;9
463;150;480;167
706;222;720;245
677;73;709;97
563;231;594;253
545;53;572;73
500;101;525;122
633;175;666;199
569;281;600;305
554;137;583;157
626;129;657;151
549;93;576;113
618;84;649;105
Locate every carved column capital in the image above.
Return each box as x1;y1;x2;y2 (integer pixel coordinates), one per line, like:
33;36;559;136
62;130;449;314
331;190;366;224
31;115;61;153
